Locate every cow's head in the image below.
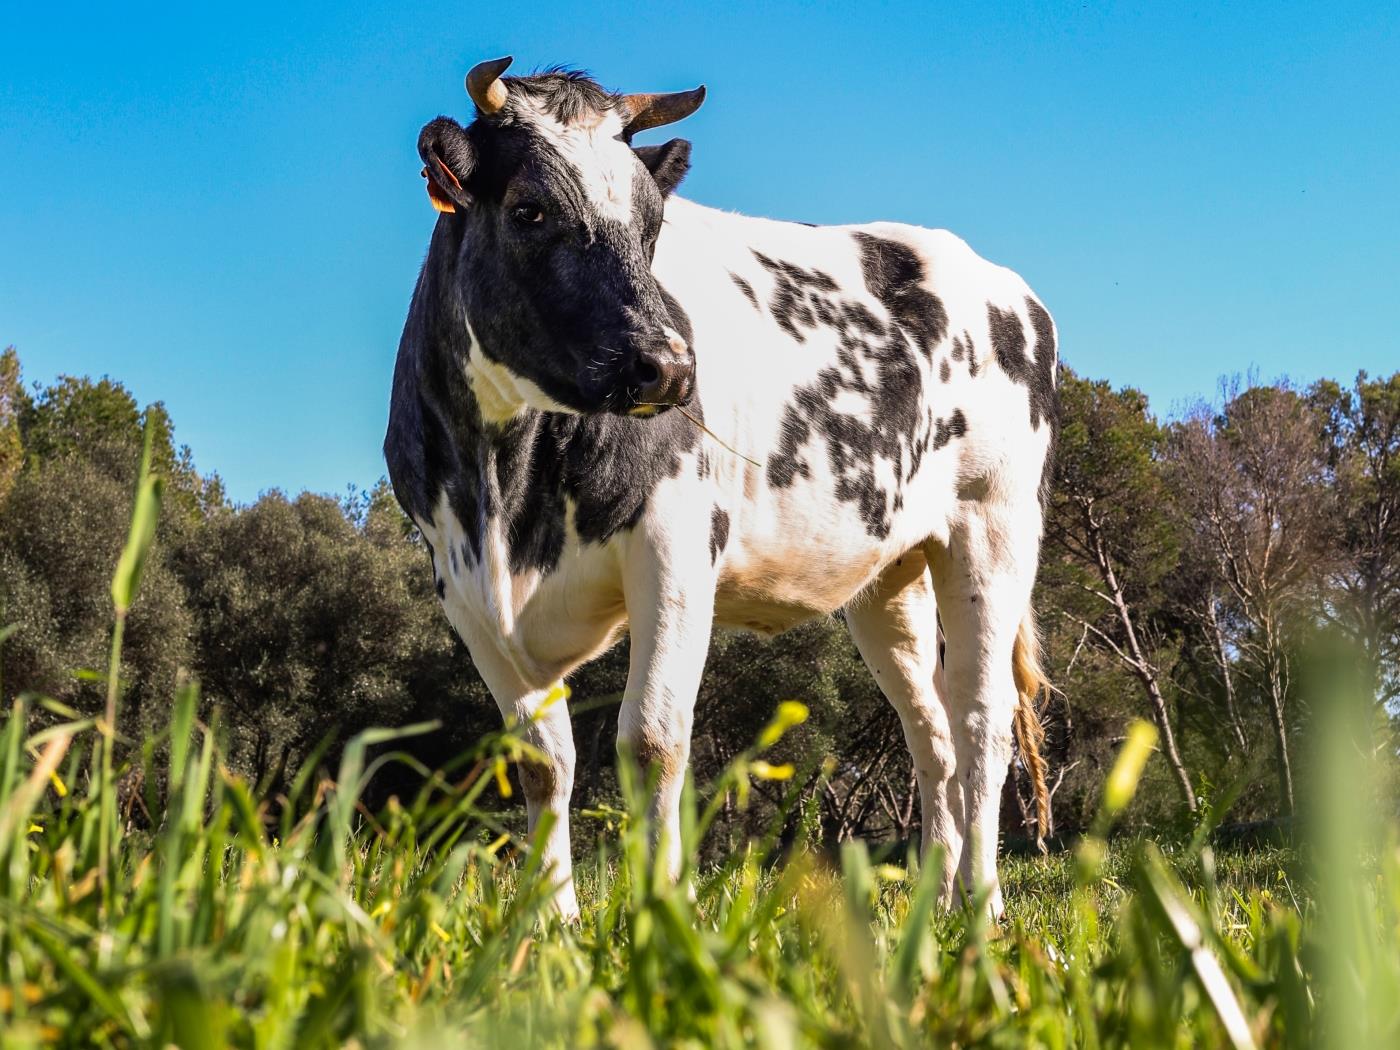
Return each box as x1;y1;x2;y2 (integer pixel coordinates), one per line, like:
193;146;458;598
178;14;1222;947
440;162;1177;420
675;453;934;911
418;57;704;420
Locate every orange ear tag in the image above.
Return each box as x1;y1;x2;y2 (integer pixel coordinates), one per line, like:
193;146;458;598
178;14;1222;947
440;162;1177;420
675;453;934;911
421;166;457;213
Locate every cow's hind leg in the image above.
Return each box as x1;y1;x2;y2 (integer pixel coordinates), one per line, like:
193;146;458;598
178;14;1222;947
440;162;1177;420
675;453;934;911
924;497;1042;919
458;639;580;919
845;553;963;902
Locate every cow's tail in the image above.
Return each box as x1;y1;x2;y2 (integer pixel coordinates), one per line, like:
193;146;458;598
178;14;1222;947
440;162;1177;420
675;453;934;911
1011;609;1052;851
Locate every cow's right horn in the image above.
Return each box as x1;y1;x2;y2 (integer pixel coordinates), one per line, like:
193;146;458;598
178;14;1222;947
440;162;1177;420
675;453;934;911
466;55;512;115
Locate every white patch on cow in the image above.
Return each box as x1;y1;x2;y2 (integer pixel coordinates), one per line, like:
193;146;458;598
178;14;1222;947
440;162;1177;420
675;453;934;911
827;387;870;417
662;326;687;353
517;101;636;226
464;322;575;423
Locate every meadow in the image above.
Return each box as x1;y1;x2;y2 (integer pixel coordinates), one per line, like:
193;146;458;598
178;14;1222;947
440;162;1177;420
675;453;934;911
2;439;1398;1049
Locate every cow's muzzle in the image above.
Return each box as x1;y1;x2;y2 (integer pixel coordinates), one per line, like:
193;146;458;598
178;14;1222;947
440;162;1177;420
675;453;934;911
624;330;694;415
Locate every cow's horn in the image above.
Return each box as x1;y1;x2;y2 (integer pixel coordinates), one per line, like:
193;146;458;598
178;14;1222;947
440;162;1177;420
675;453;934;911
618;86;706;137
466;55;512;115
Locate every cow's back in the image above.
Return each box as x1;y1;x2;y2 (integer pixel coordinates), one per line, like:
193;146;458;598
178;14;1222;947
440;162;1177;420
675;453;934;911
652;198;1058;632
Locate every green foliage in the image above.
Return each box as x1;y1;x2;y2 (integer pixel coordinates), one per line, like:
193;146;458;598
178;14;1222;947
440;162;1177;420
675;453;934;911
1051;367;1179;598
0;347;25;503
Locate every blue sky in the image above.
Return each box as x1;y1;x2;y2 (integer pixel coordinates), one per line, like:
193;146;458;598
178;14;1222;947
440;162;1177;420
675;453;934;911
3;1;1397;503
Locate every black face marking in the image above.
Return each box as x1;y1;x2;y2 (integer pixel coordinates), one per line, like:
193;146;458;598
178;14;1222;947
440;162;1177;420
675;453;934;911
987;299;1057;431
729;272;759;309
411;74;696;419
762;235;965;539
709;506;730;564
853;234;948;361
752;250;839;343
386;89;704;577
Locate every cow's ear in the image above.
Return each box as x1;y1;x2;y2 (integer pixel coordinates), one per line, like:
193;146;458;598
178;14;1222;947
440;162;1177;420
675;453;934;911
418;117;475;213
634;138;692;198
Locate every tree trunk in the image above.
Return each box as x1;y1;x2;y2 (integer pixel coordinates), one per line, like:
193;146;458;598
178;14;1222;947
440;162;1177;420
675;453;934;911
1090;525;1199;813
1207;597;1249;753
1263;631;1296;814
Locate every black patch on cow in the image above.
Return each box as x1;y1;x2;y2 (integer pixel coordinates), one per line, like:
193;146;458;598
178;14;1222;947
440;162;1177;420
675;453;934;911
730;272;759;309
1025;297;1061;505
709;507;730;564
951;329;979;376
853;233;948;361
932;409;968;450
435;576;446;599
939;359;951;383
987;299;1057;432
752;250;839;343
761;237;967;539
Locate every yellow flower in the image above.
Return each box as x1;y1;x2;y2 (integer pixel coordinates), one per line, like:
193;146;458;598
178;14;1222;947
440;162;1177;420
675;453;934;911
486;833;511;855
875;865;907;883
48;771;68;798
540;681;571;712
1103;720;1158;818
493;756;513;799
749;761;795;781
430;921;451;943
758;700;809;748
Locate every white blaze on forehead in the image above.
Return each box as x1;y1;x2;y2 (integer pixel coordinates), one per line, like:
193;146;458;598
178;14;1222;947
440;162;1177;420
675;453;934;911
518;100;637;225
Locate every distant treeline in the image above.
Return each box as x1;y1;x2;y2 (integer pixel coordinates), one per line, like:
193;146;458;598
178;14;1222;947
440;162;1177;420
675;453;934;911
1;345;1396;843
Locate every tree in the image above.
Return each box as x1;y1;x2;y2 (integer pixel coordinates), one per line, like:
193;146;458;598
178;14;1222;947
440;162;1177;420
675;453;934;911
0;348;26;503
1044;369;1198;813
1169;380;1332;814
176;490;492;787
1;365;196;727
0;452;194;728
1311;372;1400;708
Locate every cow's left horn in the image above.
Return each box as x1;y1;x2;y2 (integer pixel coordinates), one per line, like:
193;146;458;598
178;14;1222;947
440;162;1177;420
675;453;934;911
618;86;706;137
466;55;512;115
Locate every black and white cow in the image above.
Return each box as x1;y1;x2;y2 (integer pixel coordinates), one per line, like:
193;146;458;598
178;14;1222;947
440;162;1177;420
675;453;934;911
385;58;1057;919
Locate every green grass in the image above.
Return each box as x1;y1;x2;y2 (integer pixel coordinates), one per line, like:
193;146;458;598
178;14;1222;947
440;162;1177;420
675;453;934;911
3;422;1398;1050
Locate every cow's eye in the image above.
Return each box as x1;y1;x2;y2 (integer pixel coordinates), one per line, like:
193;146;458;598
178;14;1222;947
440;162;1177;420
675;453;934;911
512;202;545;225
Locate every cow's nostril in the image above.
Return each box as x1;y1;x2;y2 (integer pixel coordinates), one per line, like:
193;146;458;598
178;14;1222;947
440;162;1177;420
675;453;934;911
634;359;661;387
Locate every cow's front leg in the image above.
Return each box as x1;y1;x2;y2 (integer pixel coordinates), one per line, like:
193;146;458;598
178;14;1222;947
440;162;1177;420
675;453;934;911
617;526;717;881
458;636;580;920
